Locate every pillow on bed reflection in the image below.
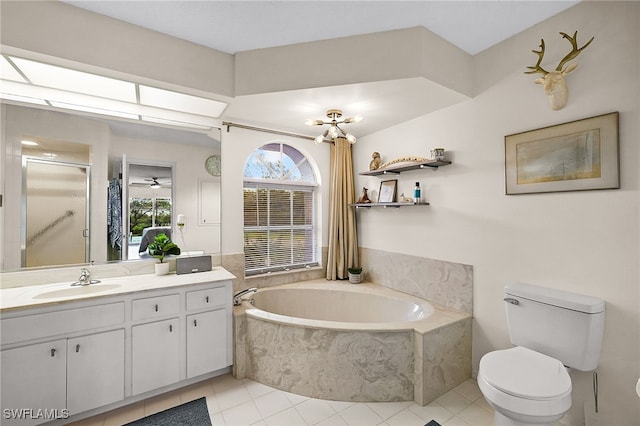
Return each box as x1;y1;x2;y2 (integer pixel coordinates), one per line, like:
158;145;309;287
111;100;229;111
138;227;172;253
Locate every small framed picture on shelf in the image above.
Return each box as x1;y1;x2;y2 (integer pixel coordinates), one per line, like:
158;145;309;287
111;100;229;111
378;179;397;203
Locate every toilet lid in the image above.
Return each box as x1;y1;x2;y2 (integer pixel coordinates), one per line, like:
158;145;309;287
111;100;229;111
480;347;571;400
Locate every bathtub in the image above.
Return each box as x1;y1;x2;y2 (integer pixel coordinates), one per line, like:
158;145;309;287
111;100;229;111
233;280;472;405
248;283;433;325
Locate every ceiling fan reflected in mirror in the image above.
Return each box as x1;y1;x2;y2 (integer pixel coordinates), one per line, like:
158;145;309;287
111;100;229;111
129;177;171;188
146;177;162;189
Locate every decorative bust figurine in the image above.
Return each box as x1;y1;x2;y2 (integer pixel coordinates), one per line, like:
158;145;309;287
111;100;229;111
357;187;371;204
369;152;381;171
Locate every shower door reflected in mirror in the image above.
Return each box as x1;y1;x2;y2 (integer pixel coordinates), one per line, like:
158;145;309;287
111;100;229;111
22;158;90;267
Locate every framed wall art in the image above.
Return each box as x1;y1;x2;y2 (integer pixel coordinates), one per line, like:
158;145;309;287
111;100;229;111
505;112;619;195
378;179;397;203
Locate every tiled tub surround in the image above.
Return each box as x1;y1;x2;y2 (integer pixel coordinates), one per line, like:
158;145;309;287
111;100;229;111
234;281;472;406
360;248;473;314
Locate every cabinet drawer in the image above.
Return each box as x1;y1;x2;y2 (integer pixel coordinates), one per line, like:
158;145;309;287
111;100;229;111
186;287;227;311
1;302;125;345
132;294;180;321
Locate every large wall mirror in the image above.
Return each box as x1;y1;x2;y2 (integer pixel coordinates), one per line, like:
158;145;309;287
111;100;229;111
1;103;221;272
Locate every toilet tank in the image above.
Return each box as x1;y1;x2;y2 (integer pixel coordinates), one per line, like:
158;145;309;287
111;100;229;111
504;282;605;371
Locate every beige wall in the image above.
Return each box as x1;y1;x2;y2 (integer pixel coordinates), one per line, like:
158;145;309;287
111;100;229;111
354;2;639;424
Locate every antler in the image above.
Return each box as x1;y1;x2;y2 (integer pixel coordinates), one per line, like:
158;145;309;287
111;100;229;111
555;31;595;71
524;39;549;76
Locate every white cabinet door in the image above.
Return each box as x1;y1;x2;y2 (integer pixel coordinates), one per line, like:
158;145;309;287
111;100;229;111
132;318;180;395
67;329;125;414
1;339;67;426
186;309;227;378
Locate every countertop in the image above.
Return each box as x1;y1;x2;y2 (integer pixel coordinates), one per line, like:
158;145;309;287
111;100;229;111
0;268;236;313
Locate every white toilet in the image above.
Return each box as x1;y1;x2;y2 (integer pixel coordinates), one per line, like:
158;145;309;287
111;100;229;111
478;282;605;426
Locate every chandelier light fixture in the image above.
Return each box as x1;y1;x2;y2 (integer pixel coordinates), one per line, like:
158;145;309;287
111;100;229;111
305;109;363;144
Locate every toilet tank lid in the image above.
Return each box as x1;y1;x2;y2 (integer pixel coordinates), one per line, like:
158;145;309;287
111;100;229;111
505;282;605;313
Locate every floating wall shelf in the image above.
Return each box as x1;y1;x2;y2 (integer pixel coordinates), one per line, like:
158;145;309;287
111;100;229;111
359;159;451;176
349;202;430;209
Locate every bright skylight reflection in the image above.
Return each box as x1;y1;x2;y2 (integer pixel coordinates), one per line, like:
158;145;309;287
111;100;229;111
0;56;26;83
0;92;48;106
11;57;136;102
1;55;227;130
141;115;212;130
139;85;226;117
49;101;139;120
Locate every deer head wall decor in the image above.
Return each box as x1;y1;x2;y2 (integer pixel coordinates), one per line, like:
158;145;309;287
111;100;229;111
525;31;594;110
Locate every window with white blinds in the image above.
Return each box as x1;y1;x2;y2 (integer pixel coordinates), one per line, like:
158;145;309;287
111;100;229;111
243;143;318;276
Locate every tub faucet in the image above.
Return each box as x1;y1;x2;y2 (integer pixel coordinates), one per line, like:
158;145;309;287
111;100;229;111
233;287;258;306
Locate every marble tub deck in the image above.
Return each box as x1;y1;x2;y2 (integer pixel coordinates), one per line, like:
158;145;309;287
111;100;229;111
233;281;472;406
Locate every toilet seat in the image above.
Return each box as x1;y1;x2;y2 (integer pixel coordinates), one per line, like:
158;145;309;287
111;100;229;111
478;347;572;419
480;346;571;400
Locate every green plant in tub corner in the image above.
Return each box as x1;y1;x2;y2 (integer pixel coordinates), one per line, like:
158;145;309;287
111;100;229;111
148;233;181;263
348;266;363;284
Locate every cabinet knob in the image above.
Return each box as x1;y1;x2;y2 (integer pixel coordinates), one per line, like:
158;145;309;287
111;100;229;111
155;304;159;312
76;344;80;353
50;348;56;357
169;324;173;332
205;296;209;303
193;319;198;327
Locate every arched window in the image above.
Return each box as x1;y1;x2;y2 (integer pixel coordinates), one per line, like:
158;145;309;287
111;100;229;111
243;143;318;275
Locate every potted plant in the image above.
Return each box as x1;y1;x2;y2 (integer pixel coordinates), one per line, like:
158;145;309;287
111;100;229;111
348;267;363;284
148;233;181;275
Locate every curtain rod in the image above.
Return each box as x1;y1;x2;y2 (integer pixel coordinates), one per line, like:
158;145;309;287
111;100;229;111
222;121;315;141
222;121;336;144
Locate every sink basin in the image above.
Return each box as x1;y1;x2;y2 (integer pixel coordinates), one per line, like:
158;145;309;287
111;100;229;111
33;284;121;299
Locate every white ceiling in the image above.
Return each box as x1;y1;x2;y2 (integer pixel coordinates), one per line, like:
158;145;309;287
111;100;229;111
64;1;578;56
60;1;579;140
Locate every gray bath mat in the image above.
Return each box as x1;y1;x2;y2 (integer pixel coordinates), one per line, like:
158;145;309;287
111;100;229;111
124;397;211;426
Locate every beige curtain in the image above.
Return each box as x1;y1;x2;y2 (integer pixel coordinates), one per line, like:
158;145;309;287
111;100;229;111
326;137;359;280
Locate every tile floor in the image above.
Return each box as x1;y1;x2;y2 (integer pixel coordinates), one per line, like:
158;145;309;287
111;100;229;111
70;374;495;426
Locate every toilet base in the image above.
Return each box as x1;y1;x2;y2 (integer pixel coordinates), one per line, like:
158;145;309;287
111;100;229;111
493;408;559;426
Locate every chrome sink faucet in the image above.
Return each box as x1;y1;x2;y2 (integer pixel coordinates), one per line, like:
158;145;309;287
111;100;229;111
70;267;101;287
78;268;91;285
233;287;258;306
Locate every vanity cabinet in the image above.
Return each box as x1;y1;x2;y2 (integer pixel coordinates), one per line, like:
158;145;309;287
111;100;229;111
187;309;227;378
0;271;234;424
1;339;67;426
0;329;125;425
132;318;180;395
67;329;125;414
185;287;229;378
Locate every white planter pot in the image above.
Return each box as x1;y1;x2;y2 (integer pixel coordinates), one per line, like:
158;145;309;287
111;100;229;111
155;262;170;275
348;272;362;284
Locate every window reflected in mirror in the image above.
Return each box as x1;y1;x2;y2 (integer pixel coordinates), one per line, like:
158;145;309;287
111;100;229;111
122;163;173;261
